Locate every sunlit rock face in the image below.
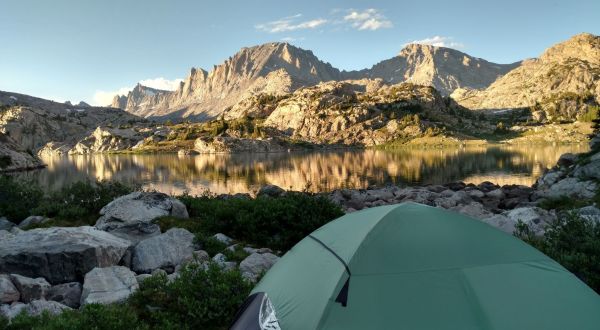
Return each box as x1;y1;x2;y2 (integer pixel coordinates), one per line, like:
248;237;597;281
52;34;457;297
113;40;516;120
452;33;600;122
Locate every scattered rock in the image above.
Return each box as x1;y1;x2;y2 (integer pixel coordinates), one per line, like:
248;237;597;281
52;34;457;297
256;184;286;198
239;253;279;282
132;228;196;274
503;207;557;236
557;153;578;167
17;216;47;229
0;302;27;320
213;233;234;245
0;274;19;304
450;202;492;219
0;226;130;284
485;189;505;199
481;214;517;234
80;266;138;306
26;299;71;316
135;274;152;285
177;149;198;156
95;191;189;244
9;274;50;303
577;206;600;223
47;282;82;308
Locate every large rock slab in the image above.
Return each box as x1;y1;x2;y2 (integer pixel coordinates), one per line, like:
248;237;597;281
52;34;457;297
0;226;130;284
481;214;518;235
0;274;19;304
80;266;138;306
132;228;196;274
9;274;50;303
573;160;600;180
95;192;189;243
240;252;280;282
0;218;15;231
534;177;598;200
47;282;82;308
502;207;557;236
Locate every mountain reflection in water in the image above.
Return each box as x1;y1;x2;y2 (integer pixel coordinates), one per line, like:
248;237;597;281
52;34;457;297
16;144;589;195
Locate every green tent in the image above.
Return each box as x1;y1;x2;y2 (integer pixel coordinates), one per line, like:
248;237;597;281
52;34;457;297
231;203;600;330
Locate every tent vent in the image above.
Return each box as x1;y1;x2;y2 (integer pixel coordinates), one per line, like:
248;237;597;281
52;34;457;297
335;278;350;307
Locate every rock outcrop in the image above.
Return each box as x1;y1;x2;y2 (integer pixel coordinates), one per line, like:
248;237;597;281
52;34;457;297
68;127;143;155
194;136;290;153
452;33;600;122
0;91;140;153
95;192;189;243
0;227;130;284
0;132;44;172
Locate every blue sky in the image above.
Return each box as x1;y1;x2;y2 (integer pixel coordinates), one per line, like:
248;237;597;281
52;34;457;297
1;0;598;105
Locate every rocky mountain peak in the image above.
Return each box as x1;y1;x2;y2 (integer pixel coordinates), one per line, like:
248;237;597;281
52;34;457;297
540;33;600;64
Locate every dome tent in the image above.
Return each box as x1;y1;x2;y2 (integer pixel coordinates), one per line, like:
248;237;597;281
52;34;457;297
231;203;600;330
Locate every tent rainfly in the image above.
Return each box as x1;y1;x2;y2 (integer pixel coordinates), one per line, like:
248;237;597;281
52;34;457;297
230;202;600;330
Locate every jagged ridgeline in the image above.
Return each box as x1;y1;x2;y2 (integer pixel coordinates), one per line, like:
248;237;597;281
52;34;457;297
110;41;519;121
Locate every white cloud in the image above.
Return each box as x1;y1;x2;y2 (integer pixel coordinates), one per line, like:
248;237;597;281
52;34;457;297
281;36;305;42
403;36;464;49
255;14;327;33
139;77;183;91
92;87;132;106
343;9;392;31
92;77;182;106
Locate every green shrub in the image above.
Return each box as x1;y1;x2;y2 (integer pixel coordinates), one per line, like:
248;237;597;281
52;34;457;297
195;233;228;256
32;181;133;222
154;216;205;233
0;176;44;223
537;196;588;211
180;192;344;251
222;245;251;263
515;213;600;293
128;263;252;329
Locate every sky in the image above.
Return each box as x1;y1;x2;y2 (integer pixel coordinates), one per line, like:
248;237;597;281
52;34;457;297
0;0;598;106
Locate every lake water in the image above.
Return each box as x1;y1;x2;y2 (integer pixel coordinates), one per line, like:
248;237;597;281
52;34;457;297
16;144;589;195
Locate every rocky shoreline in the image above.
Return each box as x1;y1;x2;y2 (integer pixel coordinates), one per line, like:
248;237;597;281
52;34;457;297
0;131;599;320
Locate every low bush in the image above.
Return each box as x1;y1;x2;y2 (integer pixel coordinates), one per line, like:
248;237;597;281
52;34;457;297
128;263;252;329
0;176;44;223
515;212;600;293
0;177;133;225
195;233;228;256
537;196;588;211
0;264;251;330
180;192;344;251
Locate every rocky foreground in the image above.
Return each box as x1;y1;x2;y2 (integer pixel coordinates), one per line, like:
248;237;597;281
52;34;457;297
1;131;599;320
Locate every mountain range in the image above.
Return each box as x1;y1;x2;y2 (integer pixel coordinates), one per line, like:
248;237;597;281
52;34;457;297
111;41;521;120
